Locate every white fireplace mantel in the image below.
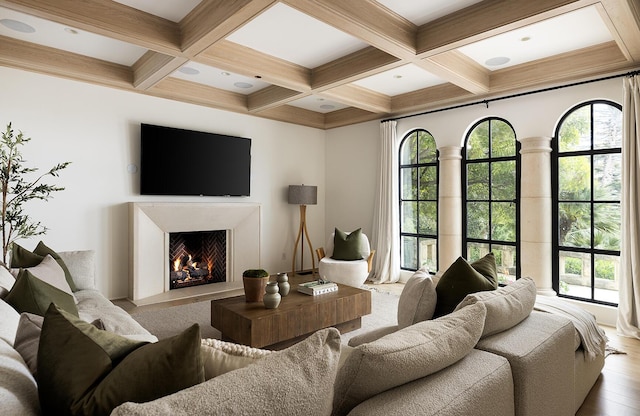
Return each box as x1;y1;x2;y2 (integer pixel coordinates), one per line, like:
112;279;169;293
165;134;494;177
129;202;261;305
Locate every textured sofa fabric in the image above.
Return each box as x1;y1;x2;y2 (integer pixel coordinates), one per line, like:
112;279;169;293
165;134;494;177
476;311;576;416
348;349;514;416
0;250;157;416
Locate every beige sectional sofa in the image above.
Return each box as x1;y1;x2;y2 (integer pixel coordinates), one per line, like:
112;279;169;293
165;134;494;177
0;249;157;415
0;252;605;416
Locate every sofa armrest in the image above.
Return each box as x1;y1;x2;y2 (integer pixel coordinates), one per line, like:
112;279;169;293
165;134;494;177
347;325;398;347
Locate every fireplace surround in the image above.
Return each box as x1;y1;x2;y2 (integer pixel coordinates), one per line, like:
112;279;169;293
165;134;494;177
129;202;261;305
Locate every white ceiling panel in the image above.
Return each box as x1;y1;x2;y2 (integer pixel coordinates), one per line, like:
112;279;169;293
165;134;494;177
113;0;201;22
0;6;146;65
288;95;349;113
458;6;613;70
376;0;483;25
170;61;270;94
226;3;367;68
353;64;446;96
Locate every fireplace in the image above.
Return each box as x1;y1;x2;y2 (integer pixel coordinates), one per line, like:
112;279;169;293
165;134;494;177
129;202;261;305
169;230;227;289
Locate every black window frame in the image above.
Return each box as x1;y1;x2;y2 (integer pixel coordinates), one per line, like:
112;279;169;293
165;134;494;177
462;117;521;282
551;99;622;306
399;128;439;272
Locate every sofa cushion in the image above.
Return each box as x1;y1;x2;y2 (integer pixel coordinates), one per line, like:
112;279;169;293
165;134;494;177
333;302;487;416
0;266;15;298
433;256;496;317
200;337;273;379
332;228;366;260
11;254;76;302
0;298;20;345
37;305;203;416
455;276;537;337
5;269;79;317
58;250;96;291
397;269;437;329
112;328;342;416
0;338;40;416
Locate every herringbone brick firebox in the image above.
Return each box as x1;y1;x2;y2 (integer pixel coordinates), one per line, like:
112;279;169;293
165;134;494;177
169;230;226;289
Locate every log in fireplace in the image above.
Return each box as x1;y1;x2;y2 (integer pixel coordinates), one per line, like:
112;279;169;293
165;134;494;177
168;230;226;289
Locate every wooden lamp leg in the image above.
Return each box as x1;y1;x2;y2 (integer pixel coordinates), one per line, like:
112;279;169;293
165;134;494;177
291;205;316;276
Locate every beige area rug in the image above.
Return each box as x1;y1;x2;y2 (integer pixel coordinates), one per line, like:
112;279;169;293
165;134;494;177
130;287;400;344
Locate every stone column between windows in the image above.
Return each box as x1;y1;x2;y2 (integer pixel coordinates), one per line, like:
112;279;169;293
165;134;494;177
520;137;555;296
438;146;463;270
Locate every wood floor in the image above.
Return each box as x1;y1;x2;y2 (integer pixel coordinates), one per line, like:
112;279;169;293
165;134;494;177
576;326;640;416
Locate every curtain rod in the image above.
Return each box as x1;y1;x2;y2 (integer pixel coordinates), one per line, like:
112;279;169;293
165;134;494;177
381;68;640;123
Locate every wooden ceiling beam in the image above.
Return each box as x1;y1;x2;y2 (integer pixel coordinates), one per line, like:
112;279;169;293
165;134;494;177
248;86;307;112
319;85;391;114
0;35;132;88
419;51;490;94
597;0;640;61
0;0;180;54
416;0;598;56
312;47;402;90
282;0;417;59
198;40;311;92
132;52;188;90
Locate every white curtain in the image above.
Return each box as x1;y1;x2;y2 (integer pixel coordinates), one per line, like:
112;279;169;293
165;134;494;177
370;120;401;284
618;74;640;339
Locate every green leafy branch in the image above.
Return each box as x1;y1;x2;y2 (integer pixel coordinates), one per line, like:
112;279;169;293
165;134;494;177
0;123;70;265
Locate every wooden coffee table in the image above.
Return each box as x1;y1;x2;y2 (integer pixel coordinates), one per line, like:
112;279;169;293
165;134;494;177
211;275;371;349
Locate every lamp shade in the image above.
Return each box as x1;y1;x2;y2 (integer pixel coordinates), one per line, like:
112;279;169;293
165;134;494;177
288;185;317;205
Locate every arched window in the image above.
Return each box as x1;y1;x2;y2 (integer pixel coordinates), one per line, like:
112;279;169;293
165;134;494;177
552;100;621;305
463;117;520;283
399;129;438;272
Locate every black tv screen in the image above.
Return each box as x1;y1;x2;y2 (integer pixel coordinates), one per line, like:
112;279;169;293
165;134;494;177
140;124;251;196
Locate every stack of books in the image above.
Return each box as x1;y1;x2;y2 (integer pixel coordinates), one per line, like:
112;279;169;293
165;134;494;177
297;280;338;296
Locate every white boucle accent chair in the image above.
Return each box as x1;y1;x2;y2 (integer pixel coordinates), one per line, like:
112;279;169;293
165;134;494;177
316;232;375;287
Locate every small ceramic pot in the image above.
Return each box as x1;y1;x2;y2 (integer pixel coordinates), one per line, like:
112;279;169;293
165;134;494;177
276;272;290;296
263;281;281;309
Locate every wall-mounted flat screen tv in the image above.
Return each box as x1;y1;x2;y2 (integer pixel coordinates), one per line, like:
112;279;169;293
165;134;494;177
140;123;251;196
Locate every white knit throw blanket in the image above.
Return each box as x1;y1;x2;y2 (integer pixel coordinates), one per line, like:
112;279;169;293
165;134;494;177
534;296;607;360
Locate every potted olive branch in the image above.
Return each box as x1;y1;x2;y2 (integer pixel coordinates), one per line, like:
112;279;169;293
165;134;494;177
0;123;70;266
242;268;269;302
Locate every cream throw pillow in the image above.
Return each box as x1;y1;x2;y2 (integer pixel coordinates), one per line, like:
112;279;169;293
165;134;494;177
454;276;536;337
397;269;437;329
112;328;342;416
0;266;15;298
200;338;272;379
333;302;487;416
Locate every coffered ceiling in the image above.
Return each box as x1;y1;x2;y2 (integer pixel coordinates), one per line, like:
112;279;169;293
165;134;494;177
1;0;639;129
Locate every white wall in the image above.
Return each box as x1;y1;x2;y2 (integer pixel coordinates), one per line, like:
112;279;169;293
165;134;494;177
0;66;326;299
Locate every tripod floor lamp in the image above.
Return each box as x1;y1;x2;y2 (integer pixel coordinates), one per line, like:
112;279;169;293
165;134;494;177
289;185;317;276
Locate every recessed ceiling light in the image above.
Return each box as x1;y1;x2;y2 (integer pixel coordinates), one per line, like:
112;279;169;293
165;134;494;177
317;98;325;101
393;75;403;79
0;19;35;33
234;82;253;89
485;56;510;66
221;71;230;76
64;27;79;35
320;104;335;110
178;66;200;75
520;36;531;42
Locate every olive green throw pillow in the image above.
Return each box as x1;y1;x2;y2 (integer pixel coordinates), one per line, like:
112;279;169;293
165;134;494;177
471;252;499;289
11;242;78;292
332;228;365;261
5;269;78;317
433;256;496;318
38;305;204;416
